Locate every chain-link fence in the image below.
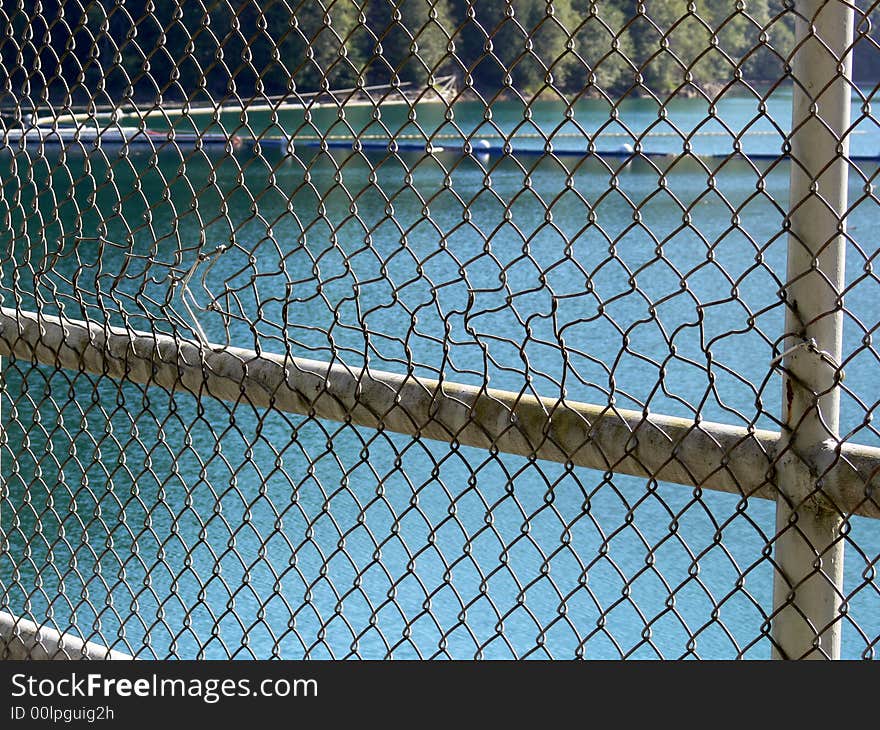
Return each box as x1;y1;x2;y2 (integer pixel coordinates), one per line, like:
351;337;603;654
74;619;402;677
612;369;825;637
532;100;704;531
0;0;878;660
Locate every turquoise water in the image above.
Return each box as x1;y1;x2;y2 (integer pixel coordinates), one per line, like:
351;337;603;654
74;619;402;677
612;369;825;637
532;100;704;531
1;85;879;658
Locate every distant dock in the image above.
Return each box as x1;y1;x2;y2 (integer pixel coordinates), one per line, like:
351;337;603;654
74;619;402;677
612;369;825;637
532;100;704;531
0;126;241;149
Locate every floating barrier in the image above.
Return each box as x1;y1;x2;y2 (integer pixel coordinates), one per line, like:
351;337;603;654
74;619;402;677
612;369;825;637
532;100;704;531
257;135;670;160
10;127;877;163
254;134;880;163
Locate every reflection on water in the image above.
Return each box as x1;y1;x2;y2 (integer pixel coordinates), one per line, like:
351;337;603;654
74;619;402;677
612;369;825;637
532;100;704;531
1;87;879;658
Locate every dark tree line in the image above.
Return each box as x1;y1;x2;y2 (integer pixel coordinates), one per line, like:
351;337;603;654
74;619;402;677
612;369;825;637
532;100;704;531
1;0;878;107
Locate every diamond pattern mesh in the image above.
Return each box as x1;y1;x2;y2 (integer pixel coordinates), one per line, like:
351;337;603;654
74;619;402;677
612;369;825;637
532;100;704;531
0;0;878;659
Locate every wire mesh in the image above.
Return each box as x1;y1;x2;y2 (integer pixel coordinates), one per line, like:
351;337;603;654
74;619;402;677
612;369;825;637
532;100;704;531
0;0;878;659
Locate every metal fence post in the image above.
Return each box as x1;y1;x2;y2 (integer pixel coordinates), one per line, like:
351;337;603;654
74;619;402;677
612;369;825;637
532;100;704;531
771;0;854;659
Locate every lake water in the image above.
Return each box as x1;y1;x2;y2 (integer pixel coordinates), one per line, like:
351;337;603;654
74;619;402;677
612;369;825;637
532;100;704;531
1;85;879;658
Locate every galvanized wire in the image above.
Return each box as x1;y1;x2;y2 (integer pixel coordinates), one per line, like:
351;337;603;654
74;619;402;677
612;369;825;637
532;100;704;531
0;0;878;659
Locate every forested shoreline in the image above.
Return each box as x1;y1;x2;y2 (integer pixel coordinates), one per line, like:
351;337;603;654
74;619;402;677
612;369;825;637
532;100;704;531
3;1;880;107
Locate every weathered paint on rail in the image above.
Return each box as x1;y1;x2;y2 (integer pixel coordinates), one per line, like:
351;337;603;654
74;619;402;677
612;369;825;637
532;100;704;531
0;611;132;660
1;306;878;518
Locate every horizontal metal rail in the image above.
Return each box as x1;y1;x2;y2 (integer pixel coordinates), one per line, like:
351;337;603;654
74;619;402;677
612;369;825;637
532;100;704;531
0;611;131;660
2;306;878;518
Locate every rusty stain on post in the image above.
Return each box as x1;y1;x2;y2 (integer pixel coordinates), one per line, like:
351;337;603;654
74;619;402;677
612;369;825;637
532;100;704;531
1;306;879;519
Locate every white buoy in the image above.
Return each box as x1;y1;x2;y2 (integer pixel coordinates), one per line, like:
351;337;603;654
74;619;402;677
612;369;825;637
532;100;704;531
475;138;491;163
618;142;634;154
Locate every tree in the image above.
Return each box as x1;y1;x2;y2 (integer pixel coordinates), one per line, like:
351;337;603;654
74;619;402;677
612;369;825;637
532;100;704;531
279;0;364;92
447;0;582;94
359;0;454;87
193;0;365;96
691;1;772;91
607;1;780;97
568;1;635;95
6;0;802;103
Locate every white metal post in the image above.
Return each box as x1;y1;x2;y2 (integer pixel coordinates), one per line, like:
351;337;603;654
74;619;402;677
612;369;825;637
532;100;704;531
772;0;854;659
